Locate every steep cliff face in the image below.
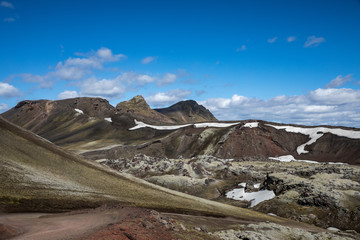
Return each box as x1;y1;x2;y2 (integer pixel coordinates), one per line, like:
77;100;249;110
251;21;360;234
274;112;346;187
155;100;217;123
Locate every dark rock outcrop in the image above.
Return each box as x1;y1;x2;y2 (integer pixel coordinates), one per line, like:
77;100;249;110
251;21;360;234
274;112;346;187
155;100;217;123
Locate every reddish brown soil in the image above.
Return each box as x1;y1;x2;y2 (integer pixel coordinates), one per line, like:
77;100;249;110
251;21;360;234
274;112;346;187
0;206;220;240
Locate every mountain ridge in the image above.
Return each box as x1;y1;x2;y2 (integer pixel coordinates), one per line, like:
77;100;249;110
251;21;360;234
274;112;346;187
2;96;360;165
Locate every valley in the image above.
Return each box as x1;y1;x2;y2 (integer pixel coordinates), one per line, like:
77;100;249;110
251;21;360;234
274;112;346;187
1;96;360;239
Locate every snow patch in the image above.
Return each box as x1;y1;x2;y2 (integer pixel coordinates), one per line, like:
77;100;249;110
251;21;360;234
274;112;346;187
104;117;112;122
129;119;240;131
129;120;192;131
267;213;277;217
254;183;261;189
327;227;340;232
226;188;275;207
266;124;360;155
244;122;259;128
268;155;295;162
238;182;247;188
194;122;240;128
269;155;319;164
74;108;84;114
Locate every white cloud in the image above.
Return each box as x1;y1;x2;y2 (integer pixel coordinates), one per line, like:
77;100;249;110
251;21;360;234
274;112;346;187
236;45;246;52
324;74;353;88
309;88;360;105
120;72;155;85
0;103;9;112
96;47;126;62
146;89;192;107
287;36;296;42
18;47;126;85
79;76;125;99
0;82;20;98
57;90;79;100
201;87;360;127
1;1;14;8
141;56;157;64
3;17;14;22
53;57;102;80
267;37;278;43
20;73;54;88
304;36;325;48
157;73;177;86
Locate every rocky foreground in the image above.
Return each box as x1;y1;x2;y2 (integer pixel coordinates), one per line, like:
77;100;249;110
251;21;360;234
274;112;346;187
102;154;360;232
1;205;358;240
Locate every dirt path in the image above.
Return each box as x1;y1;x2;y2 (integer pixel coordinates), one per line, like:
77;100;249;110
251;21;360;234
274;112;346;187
0;208;129;240
0;207;217;240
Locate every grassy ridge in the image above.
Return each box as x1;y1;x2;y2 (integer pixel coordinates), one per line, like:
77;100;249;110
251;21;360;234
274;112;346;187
0;117;283;224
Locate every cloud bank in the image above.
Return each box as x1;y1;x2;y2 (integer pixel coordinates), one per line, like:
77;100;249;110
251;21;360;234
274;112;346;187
201;87;360;127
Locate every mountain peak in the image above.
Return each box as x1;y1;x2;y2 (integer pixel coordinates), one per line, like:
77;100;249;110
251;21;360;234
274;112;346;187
116;95;151;112
155;100;217;123
116;96;175;124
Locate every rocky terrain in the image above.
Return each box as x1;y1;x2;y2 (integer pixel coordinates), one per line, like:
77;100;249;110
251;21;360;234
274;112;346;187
2;95;360;239
101;154;360;232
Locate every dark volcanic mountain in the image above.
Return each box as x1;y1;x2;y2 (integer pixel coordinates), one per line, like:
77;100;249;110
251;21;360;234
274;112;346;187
155;100;217;123
2;96;360;164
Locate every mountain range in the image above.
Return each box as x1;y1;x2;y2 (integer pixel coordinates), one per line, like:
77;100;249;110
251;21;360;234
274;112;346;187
2;95;360;165
1;96;360;238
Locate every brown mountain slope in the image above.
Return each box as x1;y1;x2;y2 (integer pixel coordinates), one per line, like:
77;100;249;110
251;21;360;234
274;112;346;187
116;95;175;124
155;100;217;123
0;116;289;226
2;96;360;164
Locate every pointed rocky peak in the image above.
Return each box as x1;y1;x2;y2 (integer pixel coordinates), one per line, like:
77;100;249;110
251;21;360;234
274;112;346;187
116;95;151;113
155;100;217;123
116;96;175;124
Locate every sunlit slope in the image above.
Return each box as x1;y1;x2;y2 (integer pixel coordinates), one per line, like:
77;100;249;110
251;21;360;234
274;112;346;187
0;117;282;223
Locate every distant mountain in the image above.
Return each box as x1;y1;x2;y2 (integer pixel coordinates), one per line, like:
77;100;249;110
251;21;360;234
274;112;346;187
155;100;217;123
2;96;360;165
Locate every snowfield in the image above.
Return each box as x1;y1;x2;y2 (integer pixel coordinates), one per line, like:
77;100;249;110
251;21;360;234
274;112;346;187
266;124;360;155
269;155;319;164
226;184;275;207
129;119;240;131
74;108;84;114
269;155;346;165
129;120;192;130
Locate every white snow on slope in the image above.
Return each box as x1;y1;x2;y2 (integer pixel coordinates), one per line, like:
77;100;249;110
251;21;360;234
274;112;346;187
269;155;346;165
74;108;84;114
244;122;259;128
104;117;112;122
194;122;240;128
266;124;360;155
226;187;275;207
129;119;240;131
269;155;319;164
129;120;192;130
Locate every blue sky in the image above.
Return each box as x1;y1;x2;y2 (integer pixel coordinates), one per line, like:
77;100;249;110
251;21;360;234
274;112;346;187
1;0;360;126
